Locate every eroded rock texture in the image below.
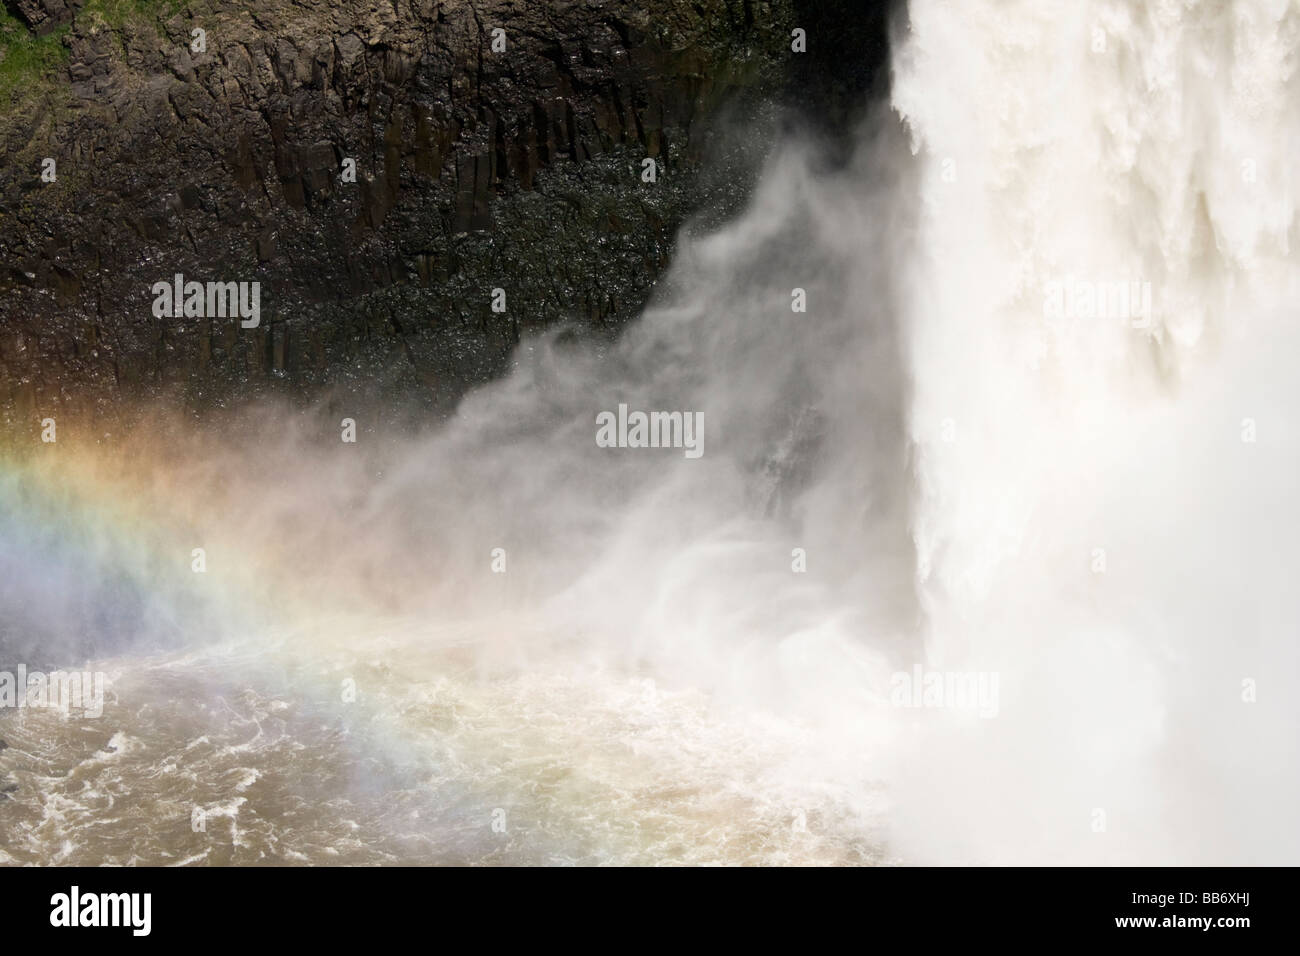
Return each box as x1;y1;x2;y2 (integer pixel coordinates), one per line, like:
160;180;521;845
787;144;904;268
0;0;890;434
6;0;86;35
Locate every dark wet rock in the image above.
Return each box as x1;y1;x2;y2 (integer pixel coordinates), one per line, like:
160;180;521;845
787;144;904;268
0;0;892;436
7;0;85;35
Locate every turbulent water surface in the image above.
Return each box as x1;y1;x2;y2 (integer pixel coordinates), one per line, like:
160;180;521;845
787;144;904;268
2;0;1299;865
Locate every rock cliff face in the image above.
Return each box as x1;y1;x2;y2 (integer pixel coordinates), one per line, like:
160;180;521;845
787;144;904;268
7;0;85;35
0;0;890;435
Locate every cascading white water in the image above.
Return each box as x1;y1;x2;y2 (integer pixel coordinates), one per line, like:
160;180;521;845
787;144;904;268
890;0;1300;863
3;0;1297;865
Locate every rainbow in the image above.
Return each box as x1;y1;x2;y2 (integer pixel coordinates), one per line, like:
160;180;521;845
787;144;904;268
0;430;288;669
